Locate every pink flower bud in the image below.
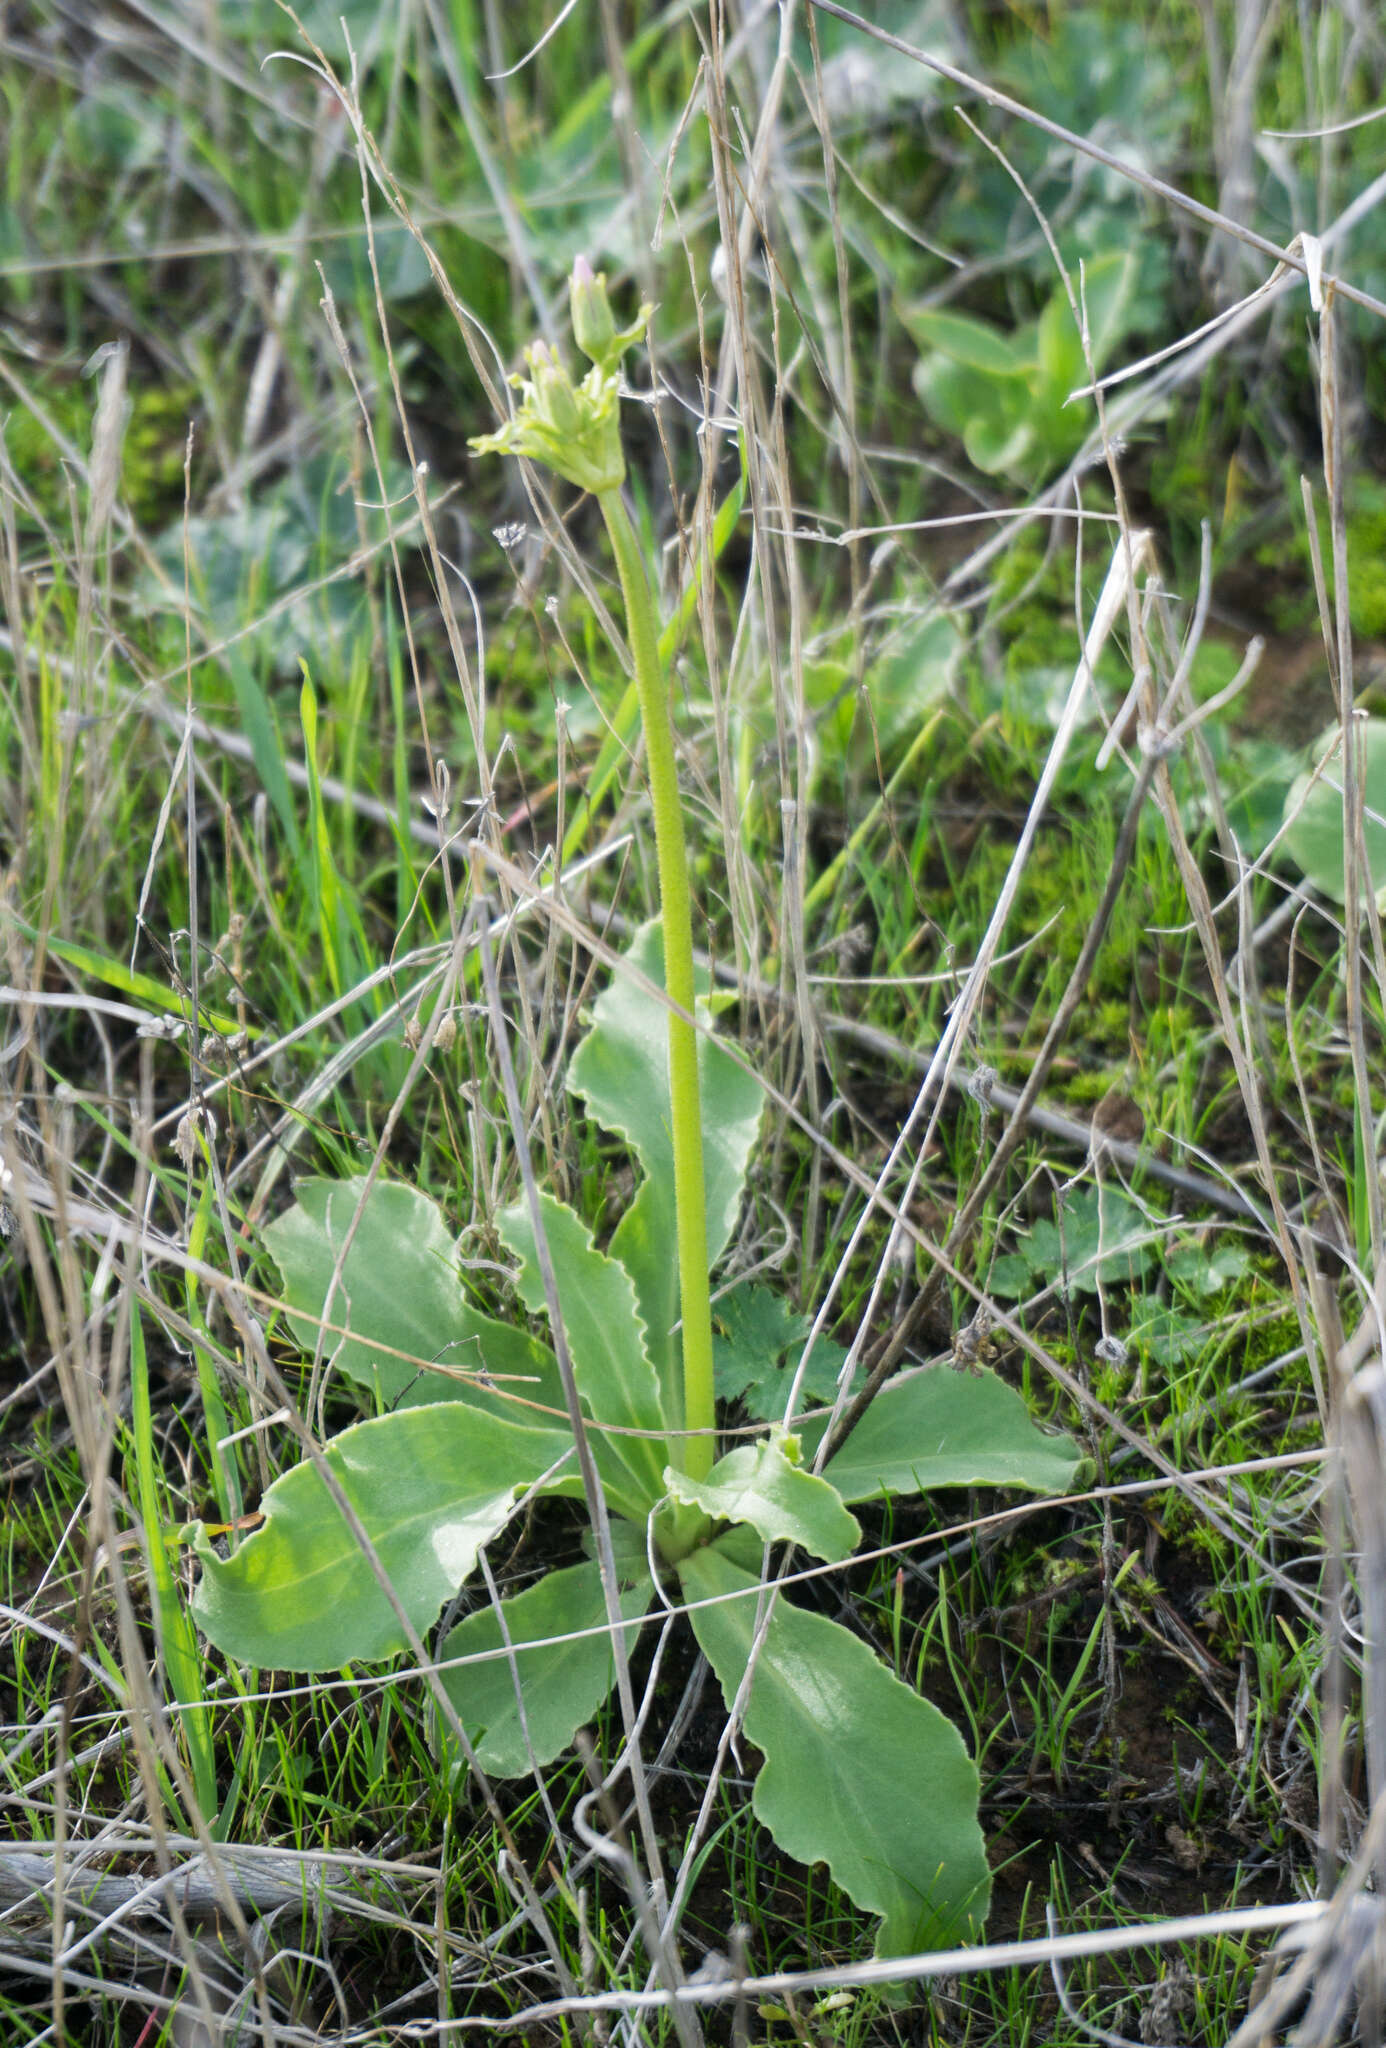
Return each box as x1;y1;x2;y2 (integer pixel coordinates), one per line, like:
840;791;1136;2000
570;256;618;367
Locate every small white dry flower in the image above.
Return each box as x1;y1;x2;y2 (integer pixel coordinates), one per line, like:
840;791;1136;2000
137;1015;186;1041
421;761;452;821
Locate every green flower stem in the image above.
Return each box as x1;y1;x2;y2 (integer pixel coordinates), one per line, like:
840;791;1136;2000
597;486;715;1484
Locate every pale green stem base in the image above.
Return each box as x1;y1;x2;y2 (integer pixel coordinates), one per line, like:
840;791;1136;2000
598;489;716;1484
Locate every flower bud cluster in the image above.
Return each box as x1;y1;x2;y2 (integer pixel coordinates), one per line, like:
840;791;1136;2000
469;259;651;497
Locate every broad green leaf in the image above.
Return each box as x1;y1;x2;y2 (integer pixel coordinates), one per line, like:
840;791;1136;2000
1165;1239;1254;1295
867;610;964;756
581;1514;652;1577
792;612;962;776
1079;249;1139;368
913;355;1035;477
145;453;401;677
1037;253;1136;399
903;306;1028;378
605;1177;679;1392
810;0;960;112
963;405;1037;478
1027;1188;1159;1290
681;1547;991;1954
665;1438;860;1563
263;1178;564;1422
568;921;765;1259
439;1559;653;1777
698;1520;764;1575
1036;292;1086;409
801;1365;1082;1502
986;1253;1033;1299
989;1185;1159;1298
911;252;1136;484
499;1193;668;1510
192;1406;583;1670
566;923;764;1379
1283;719;1386;904
713;1283;858;1421
911;356;1009;451
317;219;431;304
1126;1302;1209;1366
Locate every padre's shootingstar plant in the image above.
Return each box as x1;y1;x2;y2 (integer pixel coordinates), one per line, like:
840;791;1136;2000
189;262;1082;1958
470;257;717;1496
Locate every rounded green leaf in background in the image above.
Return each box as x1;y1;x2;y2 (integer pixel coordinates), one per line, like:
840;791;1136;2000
1282;719;1386;905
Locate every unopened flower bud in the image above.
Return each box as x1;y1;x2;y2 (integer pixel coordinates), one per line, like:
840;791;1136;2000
532;346;583;438
568;255;652;373
570;255;617;367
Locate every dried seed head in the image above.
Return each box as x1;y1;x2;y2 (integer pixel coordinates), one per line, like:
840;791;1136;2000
174;1104;218;1169
966;1064;998;1108
136;1014;186;1041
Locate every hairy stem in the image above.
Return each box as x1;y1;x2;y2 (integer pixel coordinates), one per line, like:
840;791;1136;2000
597;488;715;1483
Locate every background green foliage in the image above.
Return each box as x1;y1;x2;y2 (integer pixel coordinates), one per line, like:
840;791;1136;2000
0;0;1379;2038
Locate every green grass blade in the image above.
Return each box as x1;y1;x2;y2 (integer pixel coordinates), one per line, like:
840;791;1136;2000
129;1300;219;1824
